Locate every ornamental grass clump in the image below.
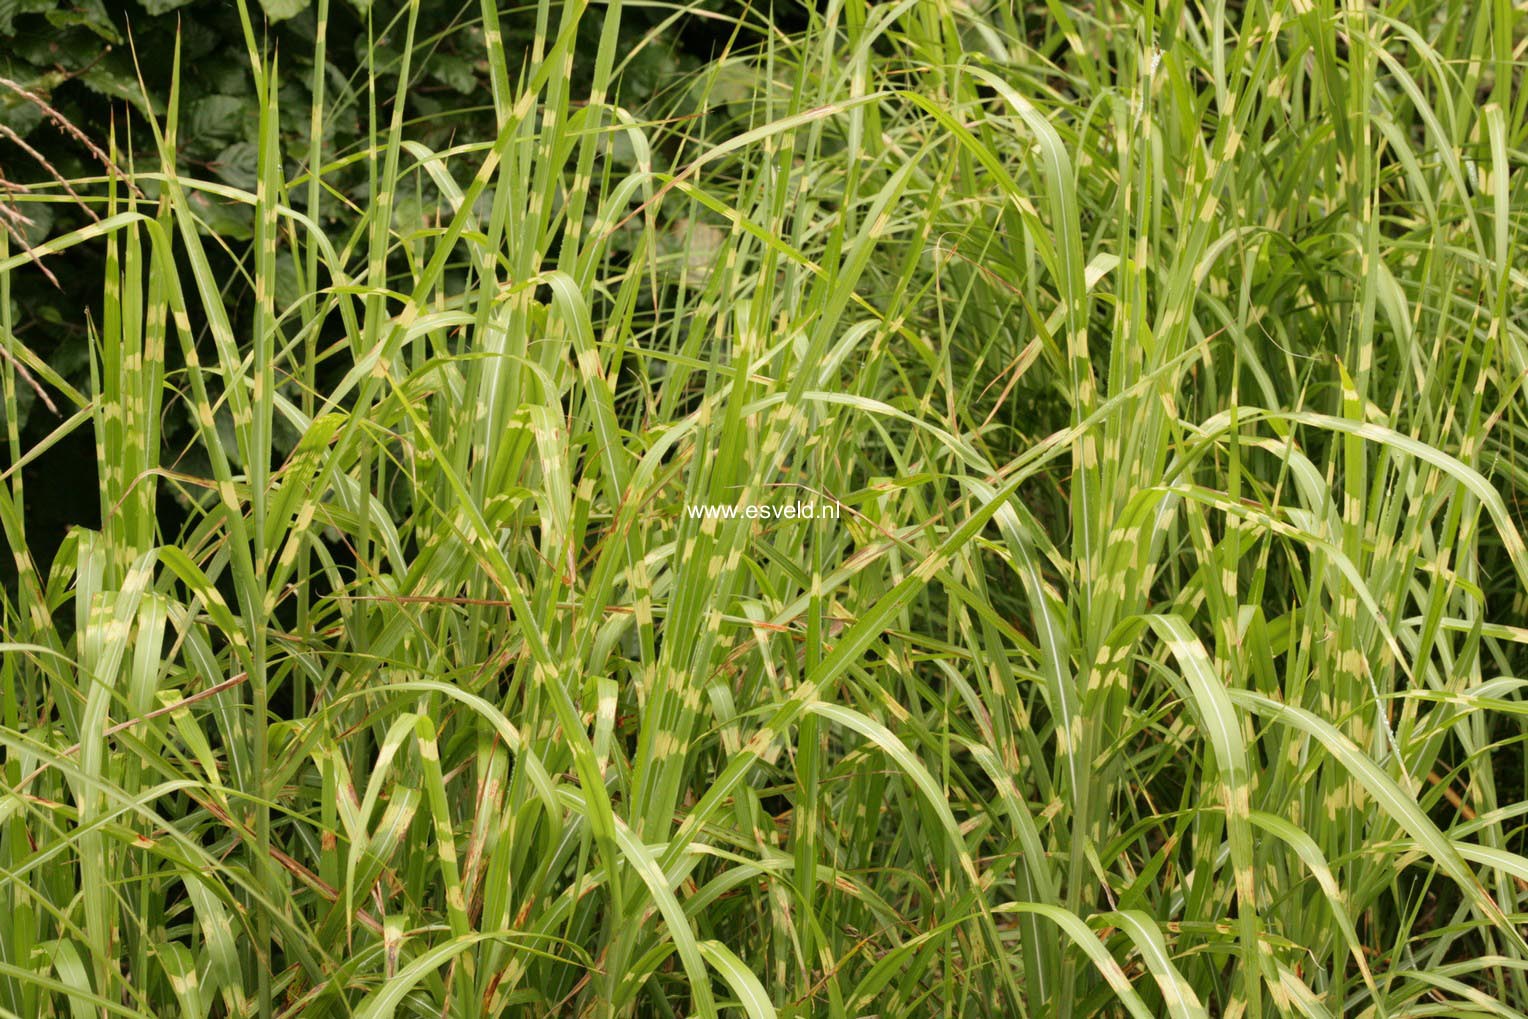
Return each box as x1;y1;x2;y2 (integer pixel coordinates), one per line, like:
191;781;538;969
0;0;1525;1017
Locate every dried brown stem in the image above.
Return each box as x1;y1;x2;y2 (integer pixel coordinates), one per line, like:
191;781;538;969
0;334;60;417
0;74;140;195
0;122;100;222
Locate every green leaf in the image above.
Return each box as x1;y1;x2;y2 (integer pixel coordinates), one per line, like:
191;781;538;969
258;0;309;21
211;140;259;190
0;0;58;36
45;0;118;42
138;0;196;14
187;95;250;151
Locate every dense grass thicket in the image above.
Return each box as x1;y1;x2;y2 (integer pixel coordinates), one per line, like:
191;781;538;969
1;0;1526;1016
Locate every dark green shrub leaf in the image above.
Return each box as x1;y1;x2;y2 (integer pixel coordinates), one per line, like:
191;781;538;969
187;94;252;156
44;0;117;42
138;0;196;14
80;54;154;114
258;0;310;22
212;140;259;190
0;0;54;35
